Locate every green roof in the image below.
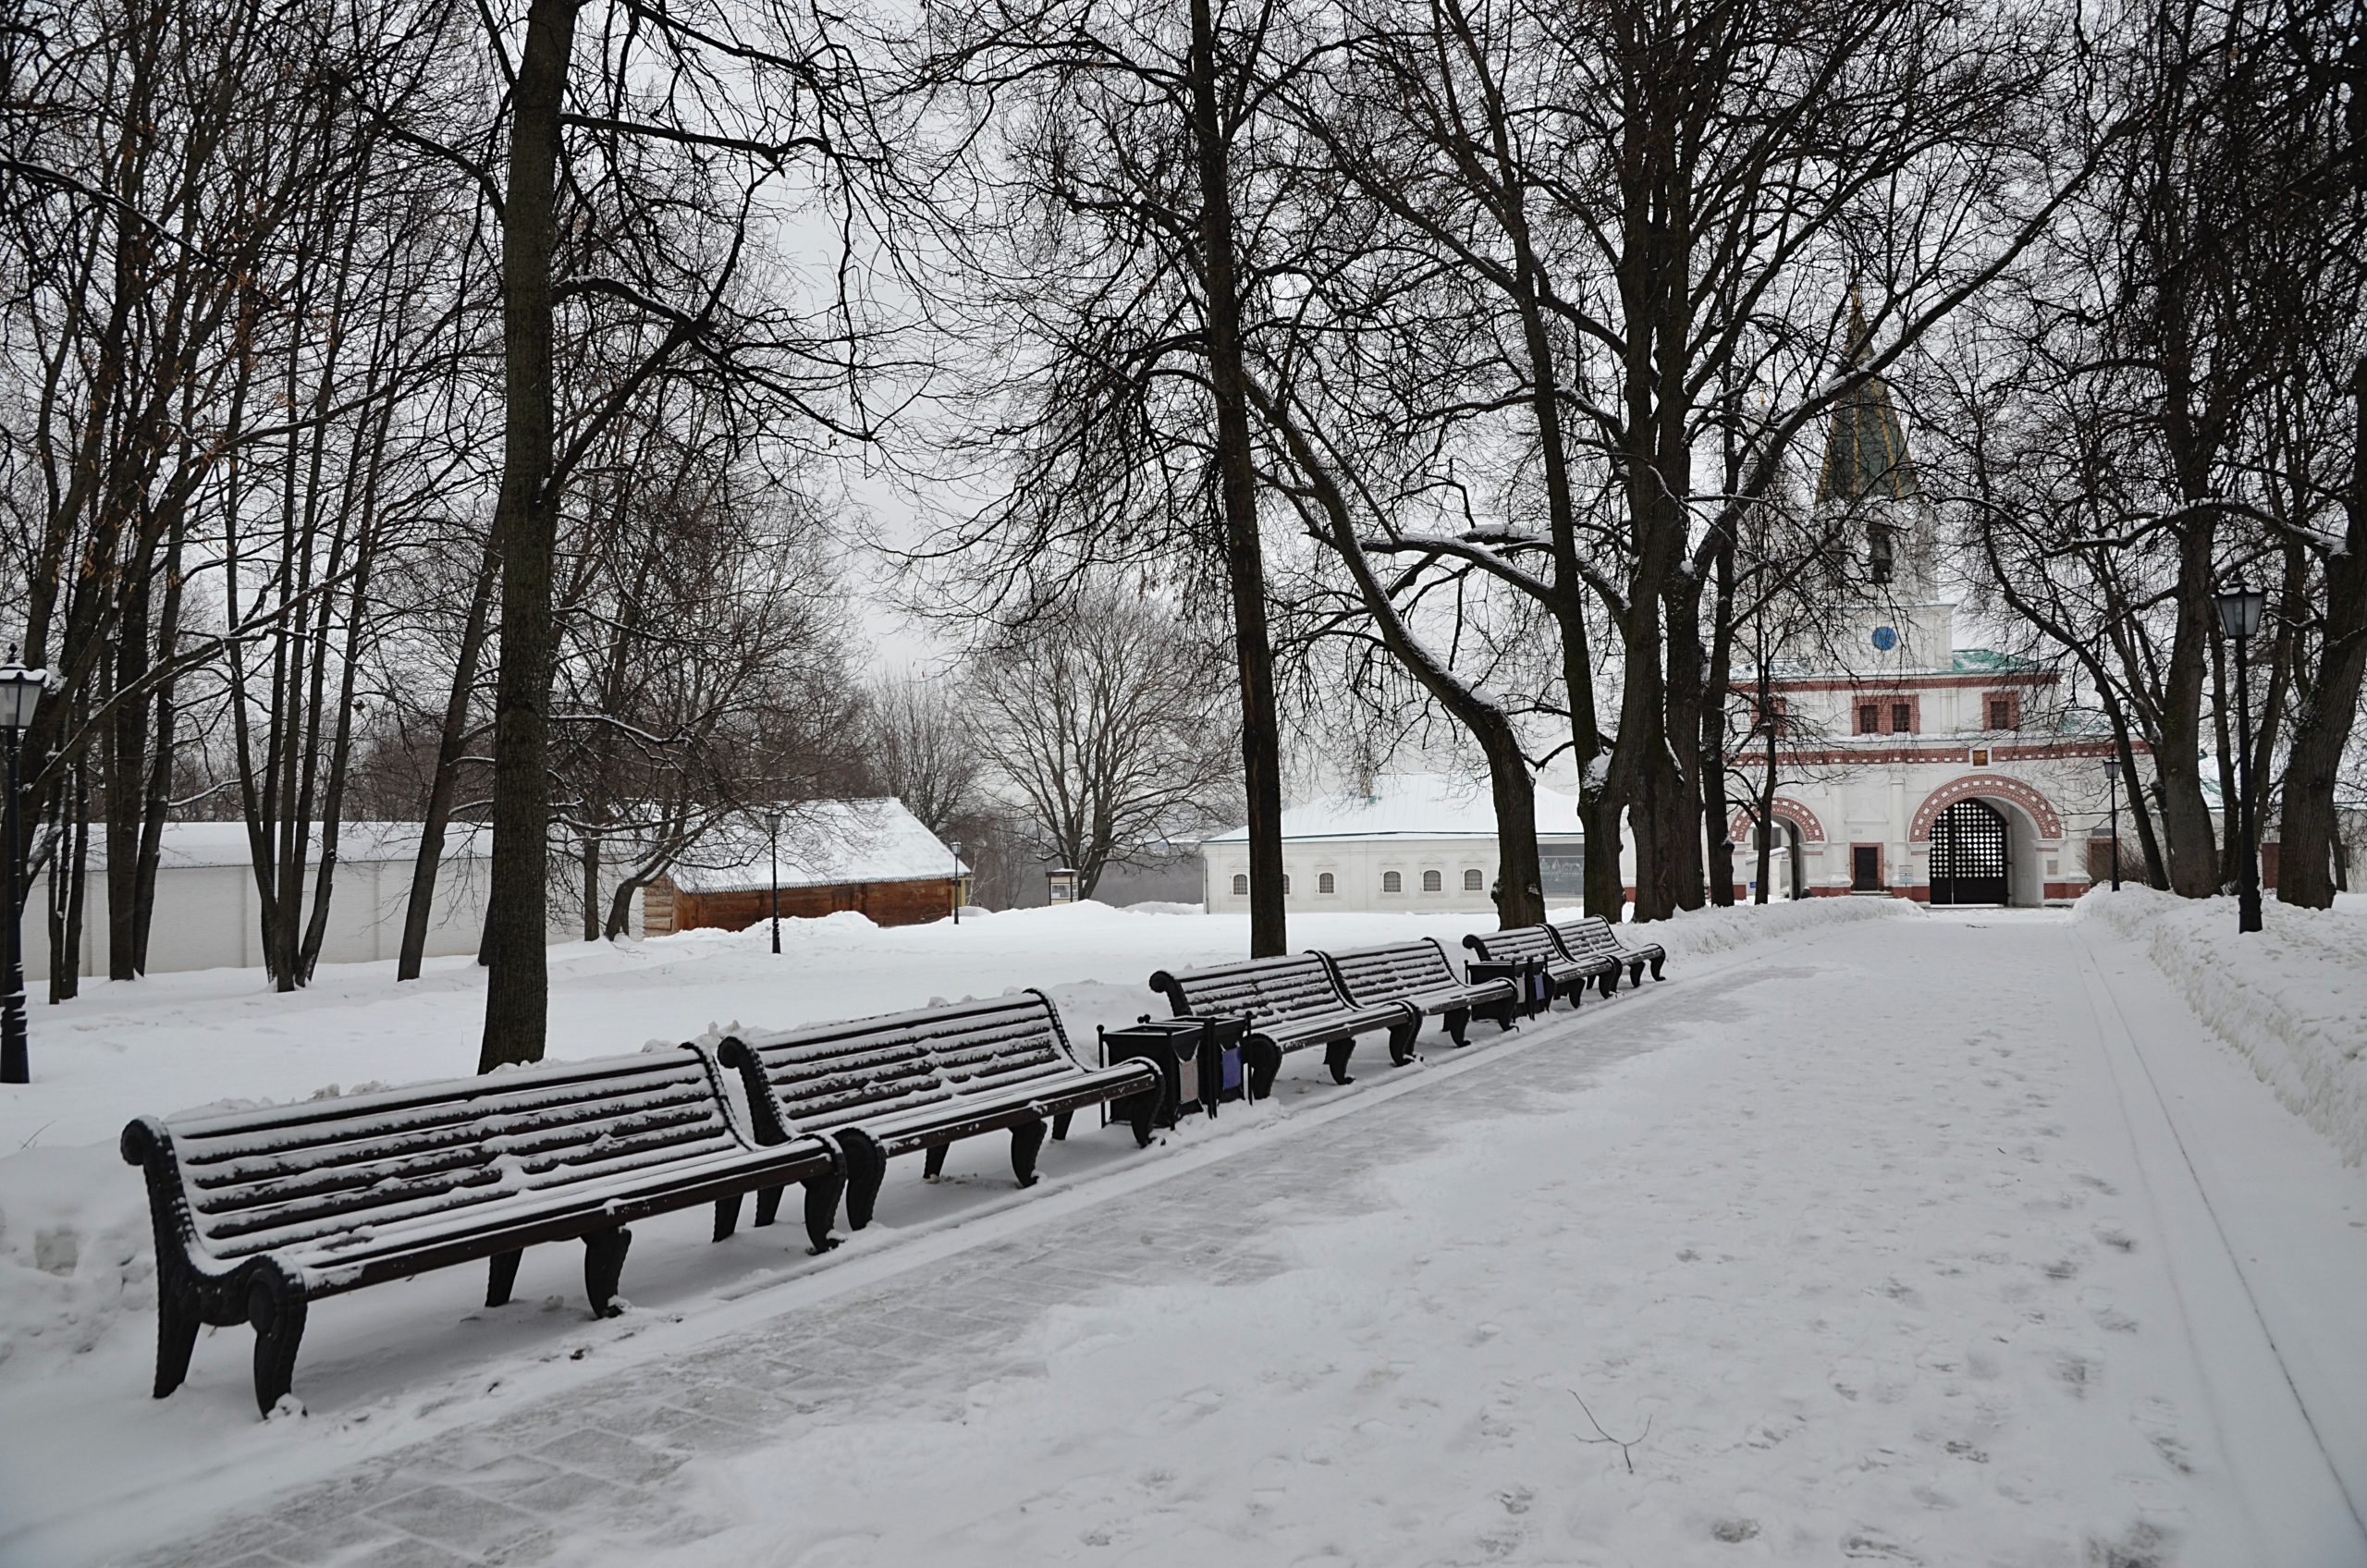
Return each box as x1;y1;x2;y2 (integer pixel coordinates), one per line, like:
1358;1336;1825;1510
1951;649;2041;674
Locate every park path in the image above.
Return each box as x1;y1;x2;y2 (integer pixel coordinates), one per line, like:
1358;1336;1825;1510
49;913;2367;1568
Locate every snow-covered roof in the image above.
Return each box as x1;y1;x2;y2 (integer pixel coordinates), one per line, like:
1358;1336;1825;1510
1951;648;2042;674
67;820;490;871
1203;773;1583;845
668;798;963;893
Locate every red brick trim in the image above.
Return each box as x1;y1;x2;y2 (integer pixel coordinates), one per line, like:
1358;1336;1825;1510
1727;795;1828;846
1751;671;2058;693
1770;740;2129;767
1982;691;2023;731
1908;775;2064;840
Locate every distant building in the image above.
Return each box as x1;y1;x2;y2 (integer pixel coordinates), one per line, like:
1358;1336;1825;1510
1735;300;2141;906
25;820;546;978
1201;773;1585;913
644;798;964;933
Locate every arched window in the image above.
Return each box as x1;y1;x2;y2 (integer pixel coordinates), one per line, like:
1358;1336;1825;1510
1231;874;1248;896
1282;875;1291;894
1421;869;1443;892
1318;872;1336;894
1464;868;1483;891
1381;870;1403;893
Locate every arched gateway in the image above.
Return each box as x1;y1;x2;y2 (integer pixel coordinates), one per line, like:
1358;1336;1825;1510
1928;798;2009;904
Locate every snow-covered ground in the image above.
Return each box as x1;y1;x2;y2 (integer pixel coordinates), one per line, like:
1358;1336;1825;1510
2;894;2362;1566
2075;886;2367;1164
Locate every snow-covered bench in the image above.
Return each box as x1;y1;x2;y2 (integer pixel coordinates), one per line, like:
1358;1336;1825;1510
1463;925;1618;1006
713;990;1161;1233
1551;916;1666;990
1318;938;1524;1047
119;1049;840;1416
1148;953;1420;1094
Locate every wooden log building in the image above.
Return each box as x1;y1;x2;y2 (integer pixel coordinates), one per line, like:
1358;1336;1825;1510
643;798;967;935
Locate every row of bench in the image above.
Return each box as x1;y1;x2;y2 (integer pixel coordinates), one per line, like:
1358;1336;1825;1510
122;917;1665;1415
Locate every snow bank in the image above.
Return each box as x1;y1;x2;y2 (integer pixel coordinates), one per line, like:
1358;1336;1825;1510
2076;886;2367;1164
1633;890;1915;960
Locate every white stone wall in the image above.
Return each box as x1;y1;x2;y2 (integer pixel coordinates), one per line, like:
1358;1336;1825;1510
23;855;634;979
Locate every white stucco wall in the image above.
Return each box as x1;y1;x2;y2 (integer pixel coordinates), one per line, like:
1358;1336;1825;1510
1201;836;1526;914
24;848;634;979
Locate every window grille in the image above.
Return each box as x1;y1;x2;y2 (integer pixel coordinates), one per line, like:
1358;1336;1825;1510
1381;871;1403;893
1858;704;1880;734
1890;702;1912;733
1464;868;1483;890
1231;874;1248;895
1422;870;1443;892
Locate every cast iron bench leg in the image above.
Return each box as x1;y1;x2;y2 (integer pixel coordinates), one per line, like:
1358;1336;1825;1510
924;1144;950;1182
247;1268;309;1417
754;1183;784;1229
1124;1090;1157;1147
1628;958;1647;987
486;1248;524;1307
1051;1110;1073;1141
802;1171;845;1254
583;1227;632;1317
153;1279;201;1399
1599;969;1618;998
840;1130;888;1230
1248;1041;1282;1100
1010;1121;1047;1188
1388;1020;1419;1066
1444;1007;1469;1047
1649;954;1665;981
1325;1038;1356;1085
712;1193;743;1243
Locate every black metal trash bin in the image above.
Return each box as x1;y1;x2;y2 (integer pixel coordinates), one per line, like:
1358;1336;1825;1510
1098;1015;1249;1125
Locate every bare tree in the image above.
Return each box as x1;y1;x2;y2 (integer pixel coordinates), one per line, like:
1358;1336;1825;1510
968;593;1238;898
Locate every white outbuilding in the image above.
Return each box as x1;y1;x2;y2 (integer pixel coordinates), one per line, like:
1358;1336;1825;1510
1200;772;1585;913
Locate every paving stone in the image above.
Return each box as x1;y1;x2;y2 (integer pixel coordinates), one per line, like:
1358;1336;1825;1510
364;1483;545;1552
530;1427;686;1487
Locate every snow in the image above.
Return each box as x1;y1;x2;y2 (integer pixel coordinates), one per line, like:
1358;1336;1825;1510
2074;886;2367;1164
667;798;962;891
3;893;2363;1566
1202;772;1585;842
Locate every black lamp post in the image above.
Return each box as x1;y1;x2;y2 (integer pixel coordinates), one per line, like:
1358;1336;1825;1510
2103;756;2122;892
765;809;782;955
2214;582;2267;934
0;657;41;1085
950;839;963;925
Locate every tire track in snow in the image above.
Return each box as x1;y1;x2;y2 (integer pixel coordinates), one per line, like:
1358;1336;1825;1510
2071;927;2367;1563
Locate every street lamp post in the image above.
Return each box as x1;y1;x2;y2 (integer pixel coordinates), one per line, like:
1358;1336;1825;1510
2214;582;2267;934
950;840;963;925
765;809;782;955
2103;756;2122;892
0;657;43;1085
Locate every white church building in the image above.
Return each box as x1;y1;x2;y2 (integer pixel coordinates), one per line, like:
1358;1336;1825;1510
1733;310;2140;907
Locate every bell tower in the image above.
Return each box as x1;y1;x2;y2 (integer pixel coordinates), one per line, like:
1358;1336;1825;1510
1813;292;1949;671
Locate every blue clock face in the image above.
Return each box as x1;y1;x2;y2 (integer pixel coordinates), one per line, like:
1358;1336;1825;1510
1871;626;1899;652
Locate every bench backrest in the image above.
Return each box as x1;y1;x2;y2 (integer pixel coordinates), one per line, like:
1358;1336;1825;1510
1463;925;1563;966
717;990;1080;1145
123;1049;742;1264
1322;939;1460;1006
1149;953;1350;1027
1551;917;1621;959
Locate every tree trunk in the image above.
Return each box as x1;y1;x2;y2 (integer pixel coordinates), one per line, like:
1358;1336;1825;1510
1188;0;1285;959
478;0;580;1073
399;530;499;980
1701;532;1737;907
582;833;601;941
2278;359;2367;909
2150;522;2222;895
